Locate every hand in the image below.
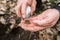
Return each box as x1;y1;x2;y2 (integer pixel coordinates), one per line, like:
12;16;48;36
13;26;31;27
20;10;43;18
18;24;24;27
15;0;36;18
20;9;59;32
20;19;46;32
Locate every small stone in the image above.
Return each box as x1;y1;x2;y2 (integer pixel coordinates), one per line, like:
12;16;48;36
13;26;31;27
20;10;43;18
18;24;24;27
10;8;15;13
56;22;60;31
57;35;60;40
0;11;5;14
10;24;14;29
0;16;6;24
46;28;53;34
9;19;16;24
10;3;15;7
0;4;7;11
1;0;7;3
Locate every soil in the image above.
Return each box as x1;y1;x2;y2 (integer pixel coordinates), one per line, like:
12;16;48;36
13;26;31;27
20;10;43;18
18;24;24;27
0;0;60;40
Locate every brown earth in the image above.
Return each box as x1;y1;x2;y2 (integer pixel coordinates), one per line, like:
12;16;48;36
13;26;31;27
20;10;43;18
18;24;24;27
0;0;60;40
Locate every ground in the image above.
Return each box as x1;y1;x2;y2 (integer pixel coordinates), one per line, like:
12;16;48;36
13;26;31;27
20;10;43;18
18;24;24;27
0;0;60;40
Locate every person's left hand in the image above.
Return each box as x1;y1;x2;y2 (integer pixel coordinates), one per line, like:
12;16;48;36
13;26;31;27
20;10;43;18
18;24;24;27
20;9;59;32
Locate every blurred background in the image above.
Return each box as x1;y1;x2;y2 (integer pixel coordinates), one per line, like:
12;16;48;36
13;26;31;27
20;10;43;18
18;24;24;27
0;0;60;40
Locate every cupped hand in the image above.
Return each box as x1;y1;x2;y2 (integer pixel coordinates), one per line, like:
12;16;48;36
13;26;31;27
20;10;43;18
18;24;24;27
15;0;36;18
20;9;59;32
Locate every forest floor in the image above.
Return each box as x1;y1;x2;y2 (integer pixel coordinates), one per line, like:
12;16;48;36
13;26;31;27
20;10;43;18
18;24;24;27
0;0;60;40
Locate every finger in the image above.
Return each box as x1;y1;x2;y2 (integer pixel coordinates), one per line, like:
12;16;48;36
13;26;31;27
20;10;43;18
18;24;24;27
20;23;46;32
31;0;37;15
15;0;22;18
21;19;26;24
32;9;59;25
20;19;46;32
15;6;22;17
21;3;27;18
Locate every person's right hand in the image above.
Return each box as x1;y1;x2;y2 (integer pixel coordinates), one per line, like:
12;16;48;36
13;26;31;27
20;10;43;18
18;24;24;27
15;0;36;18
